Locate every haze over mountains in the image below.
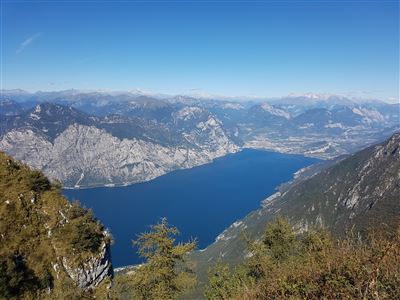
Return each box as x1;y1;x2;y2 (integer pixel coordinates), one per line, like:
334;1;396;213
0;89;398;188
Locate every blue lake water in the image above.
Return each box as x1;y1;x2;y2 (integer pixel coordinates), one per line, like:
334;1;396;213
64;149;319;267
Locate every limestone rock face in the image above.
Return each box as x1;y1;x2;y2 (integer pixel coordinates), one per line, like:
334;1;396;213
61;241;113;289
0;123;238;188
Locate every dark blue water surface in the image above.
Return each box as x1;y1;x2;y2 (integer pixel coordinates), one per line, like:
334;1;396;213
64;149;319;267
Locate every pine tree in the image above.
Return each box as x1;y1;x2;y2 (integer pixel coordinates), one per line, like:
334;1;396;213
262;216;296;261
130;218;197;299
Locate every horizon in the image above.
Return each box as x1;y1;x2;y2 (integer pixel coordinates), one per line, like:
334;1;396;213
1;1;400;298
1;87;398;104
1;0;399;102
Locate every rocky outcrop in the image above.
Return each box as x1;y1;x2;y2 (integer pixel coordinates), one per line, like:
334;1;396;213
0;152;113;297
61;241;113;289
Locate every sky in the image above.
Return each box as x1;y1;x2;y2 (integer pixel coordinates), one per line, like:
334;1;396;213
1;0;399;101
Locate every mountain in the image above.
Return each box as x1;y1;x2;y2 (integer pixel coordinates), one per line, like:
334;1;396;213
57;94;175;120
0;152;112;298
191;132;400;291
0;90;398;186
0;89;175;118
268;93;375;112
246;103;291;126
1;102;95;140
289;105;387;132
0;99;27;116
242;102;399;158
0;103;238;187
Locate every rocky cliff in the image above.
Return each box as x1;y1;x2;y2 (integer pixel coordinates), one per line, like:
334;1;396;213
0;152;113;298
0;103;238;188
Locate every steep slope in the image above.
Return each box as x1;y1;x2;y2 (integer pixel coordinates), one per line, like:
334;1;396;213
0;103;238;188
1;124;237;188
0;152;113;299
192;132;400;288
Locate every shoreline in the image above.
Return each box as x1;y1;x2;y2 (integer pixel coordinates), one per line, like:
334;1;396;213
62;147;326;190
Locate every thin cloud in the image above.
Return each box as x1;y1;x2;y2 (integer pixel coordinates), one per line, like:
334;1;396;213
16;32;42;54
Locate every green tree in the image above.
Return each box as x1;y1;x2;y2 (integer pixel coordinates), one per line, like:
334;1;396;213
263;216;296;261
130;218;197;299
204;262;232;300
0;254;43;299
27;170;51;193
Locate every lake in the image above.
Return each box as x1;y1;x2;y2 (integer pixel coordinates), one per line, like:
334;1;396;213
64;149;319;267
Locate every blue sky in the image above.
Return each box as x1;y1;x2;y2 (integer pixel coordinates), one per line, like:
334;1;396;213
1;0;399;101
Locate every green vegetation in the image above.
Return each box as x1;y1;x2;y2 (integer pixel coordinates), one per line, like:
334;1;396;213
112;218;197;299
204;217;400;300
0;253;47;299
262;216;296;261
0;152;111;299
27;170;51;193
56;204;105;253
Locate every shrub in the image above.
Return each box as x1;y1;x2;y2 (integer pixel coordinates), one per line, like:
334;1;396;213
205;218;400;300
0;254;45;299
27;171;51;193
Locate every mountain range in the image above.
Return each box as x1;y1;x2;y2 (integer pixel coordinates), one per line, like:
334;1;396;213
0;90;399;187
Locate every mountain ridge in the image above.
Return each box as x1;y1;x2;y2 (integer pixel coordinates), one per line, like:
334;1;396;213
1;92;398;187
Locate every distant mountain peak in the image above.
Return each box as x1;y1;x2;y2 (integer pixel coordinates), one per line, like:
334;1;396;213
260;103;291;119
284;93;356;103
287;92;339;100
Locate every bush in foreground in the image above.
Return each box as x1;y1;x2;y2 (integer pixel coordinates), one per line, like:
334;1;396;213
205;217;400;300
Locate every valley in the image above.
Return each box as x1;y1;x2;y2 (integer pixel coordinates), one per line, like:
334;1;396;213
1;90;398;188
